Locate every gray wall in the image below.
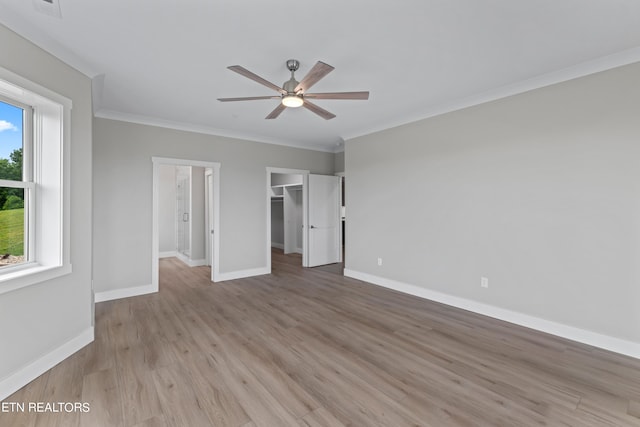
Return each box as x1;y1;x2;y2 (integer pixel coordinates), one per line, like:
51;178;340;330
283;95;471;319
158;165;176;253
272;173;303;186
93;118;334;293
346;62;640;344
334;150;345;173
0;25;93;385
271;201;284;246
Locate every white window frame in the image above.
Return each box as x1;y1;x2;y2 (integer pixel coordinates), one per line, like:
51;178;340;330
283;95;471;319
0;66;72;295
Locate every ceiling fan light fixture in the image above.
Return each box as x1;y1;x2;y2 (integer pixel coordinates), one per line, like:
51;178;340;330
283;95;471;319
282;94;303;108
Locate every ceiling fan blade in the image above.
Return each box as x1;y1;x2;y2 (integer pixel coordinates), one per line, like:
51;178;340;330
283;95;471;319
265;103;287;119
228;65;285;94
218;96;280;102
303;91;369;100
302;100;336;120
294;61;334;93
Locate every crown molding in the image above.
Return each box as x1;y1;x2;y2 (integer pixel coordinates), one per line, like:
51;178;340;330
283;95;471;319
0;13;100;78
343;47;640;142
94;109;337;153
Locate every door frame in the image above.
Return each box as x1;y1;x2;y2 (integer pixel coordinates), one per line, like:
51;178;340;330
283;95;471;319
266;167;310;271
152;157;221;290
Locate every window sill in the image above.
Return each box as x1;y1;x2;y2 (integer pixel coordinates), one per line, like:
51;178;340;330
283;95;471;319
0;263;72;295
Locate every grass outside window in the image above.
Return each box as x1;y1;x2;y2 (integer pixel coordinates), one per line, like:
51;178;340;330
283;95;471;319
0;207;24;255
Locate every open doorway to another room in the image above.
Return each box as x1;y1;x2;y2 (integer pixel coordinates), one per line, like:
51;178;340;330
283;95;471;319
171;165;209;267
152;157;221;291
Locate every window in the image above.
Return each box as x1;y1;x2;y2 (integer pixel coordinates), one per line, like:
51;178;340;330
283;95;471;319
0;67;71;294
0;97;33;269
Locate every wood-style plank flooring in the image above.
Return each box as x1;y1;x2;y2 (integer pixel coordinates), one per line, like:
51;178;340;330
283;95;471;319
3;249;640;426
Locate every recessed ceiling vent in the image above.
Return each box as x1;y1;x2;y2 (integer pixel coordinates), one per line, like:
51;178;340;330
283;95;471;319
32;0;62;18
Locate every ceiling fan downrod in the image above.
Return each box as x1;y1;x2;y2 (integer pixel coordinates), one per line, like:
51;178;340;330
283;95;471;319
284;59;301;94
282;59;303;107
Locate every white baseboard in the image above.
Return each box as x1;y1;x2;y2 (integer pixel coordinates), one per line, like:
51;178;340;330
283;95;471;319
95;283;157;303
185;258;207;267
175;252;190;265
282;248;302;255
159;251;177;258
270;244;301;253
216;267;269;282
175;252;207;267
344;269;640;360
0;327;94;401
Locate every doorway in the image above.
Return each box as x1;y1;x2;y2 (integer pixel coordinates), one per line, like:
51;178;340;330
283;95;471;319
266;167;342;272
266;167;309;272
152;157;221;291
270;173;304;258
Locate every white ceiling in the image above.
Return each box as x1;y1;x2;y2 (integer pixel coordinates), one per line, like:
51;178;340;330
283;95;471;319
2;0;640;152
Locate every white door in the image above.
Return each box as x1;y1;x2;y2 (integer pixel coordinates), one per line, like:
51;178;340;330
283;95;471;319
205;171;214;270
307;174;341;267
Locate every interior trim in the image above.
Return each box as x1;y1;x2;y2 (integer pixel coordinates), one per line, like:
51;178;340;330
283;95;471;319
0;327;94;401
95;109;339;153
343;46;640;142
94;284;156;303
216;267;270;282
344;268;640;360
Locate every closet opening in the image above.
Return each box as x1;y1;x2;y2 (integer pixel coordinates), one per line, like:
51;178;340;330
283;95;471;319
266;167;309;272
270;172;304;266
265;167;343;274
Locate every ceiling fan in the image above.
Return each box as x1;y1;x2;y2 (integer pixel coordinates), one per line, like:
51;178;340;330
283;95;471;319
218;59;369;120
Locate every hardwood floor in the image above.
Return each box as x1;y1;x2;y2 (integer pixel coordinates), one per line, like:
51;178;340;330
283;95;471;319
3;249;640;426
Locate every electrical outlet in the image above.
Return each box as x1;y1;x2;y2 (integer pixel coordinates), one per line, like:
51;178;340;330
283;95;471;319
481;277;489;288
377;257;383;266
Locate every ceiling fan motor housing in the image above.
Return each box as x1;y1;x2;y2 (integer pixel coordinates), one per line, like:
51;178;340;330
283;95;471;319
283;78;299;94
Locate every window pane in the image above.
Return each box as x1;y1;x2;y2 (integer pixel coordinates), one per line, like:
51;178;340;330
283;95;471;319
0;100;24;182
0;187;25;267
